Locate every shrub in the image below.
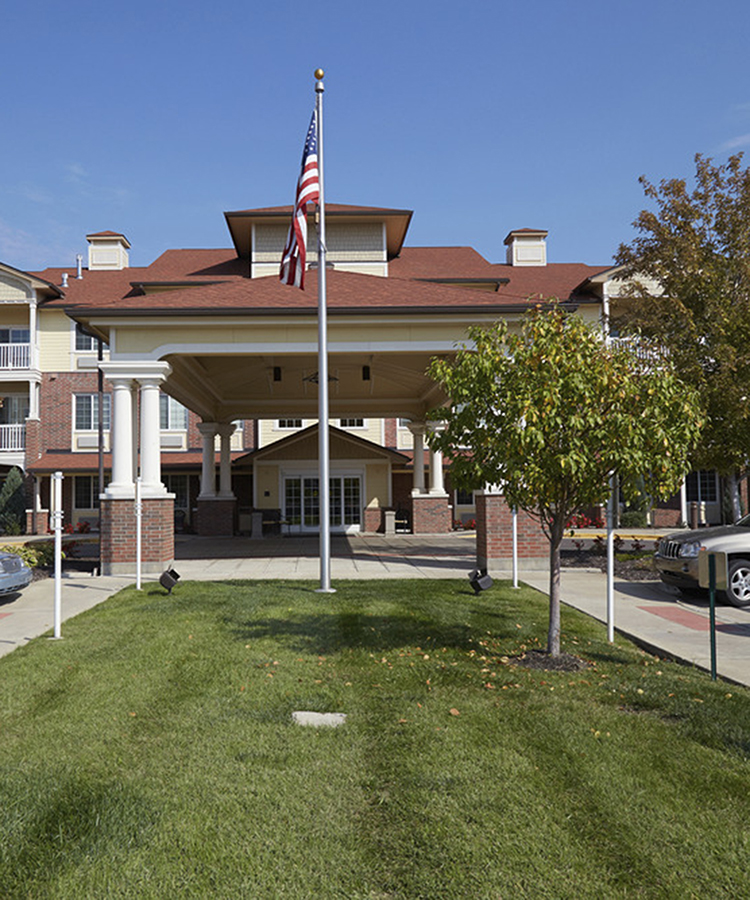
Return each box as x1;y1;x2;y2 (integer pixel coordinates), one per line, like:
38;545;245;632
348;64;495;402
621;509;648;528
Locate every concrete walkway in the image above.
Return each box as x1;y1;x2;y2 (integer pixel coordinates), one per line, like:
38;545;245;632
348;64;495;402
0;532;747;689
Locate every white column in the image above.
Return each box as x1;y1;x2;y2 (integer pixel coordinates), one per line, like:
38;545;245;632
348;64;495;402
217;423;237;498
197;422;218;499
101;361;173;499
409;423;426;496
138;375;168;497
105;375;135;498
428;424;446;495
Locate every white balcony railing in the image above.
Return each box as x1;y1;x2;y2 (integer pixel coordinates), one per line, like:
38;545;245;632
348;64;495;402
0;424;26;451
0;343;30;369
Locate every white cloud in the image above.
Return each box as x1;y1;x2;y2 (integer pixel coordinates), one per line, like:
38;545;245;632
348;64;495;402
719;133;750;152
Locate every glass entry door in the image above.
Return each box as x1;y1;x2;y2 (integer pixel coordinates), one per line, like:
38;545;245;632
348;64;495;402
284;476;361;532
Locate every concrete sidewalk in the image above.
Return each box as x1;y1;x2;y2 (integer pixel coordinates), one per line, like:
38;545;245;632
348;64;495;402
522;569;750;688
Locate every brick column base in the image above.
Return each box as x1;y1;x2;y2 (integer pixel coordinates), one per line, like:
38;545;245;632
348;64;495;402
363;506;384;533
476;493;548;574
195;497;236;536
101;496;174;576
412;494;452;534
26;508;49;535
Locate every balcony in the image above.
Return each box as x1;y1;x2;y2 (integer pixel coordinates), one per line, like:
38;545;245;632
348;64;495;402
0;424;25;451
0;343;30;369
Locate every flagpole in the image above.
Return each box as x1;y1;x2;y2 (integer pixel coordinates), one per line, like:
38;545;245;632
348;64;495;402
314;68;334;593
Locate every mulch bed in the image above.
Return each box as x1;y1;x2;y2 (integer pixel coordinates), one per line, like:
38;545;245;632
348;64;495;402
562;549;657;581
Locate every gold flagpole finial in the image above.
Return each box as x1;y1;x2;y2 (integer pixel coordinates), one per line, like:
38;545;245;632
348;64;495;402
314;68;325;81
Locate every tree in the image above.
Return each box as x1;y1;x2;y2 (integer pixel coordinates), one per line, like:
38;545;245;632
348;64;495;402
615;153;750;513
428;305;702;657
0;467;26;535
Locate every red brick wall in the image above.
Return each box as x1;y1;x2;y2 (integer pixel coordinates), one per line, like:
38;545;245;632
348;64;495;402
383;418;397;448
651;507;682;528
412;495;452;534
476;493;548;572
37;372;111;456
100;496;174;574
363;506;383;533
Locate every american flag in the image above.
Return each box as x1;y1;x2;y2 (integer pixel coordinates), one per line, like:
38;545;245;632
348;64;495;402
280;112;320;289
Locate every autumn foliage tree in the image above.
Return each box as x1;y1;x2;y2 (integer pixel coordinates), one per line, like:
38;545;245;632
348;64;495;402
616;153;750;513
428;305;701;657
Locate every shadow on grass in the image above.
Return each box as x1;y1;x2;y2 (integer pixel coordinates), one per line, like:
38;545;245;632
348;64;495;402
225;610;477;656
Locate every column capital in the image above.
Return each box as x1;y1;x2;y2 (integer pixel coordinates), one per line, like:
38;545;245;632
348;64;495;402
197;421;219;437
407;421;426;436
216;422;238;439
100;360;172;383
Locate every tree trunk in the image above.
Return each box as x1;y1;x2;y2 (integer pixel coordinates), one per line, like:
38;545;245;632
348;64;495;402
728;470;742;522
547;517;564;657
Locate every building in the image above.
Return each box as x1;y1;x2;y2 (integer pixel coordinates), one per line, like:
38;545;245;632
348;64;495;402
0;203;701;573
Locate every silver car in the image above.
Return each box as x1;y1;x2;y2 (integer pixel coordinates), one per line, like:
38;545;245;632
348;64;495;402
0;550;32;596
655;516;750;608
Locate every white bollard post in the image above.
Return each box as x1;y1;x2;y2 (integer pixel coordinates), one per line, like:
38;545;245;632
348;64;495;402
52;471;63;639
135;476;142;590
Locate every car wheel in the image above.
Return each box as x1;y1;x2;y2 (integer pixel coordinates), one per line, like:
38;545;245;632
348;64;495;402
724;559;750;608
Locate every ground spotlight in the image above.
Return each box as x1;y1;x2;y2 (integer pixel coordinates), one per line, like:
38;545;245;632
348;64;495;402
469;569;493;594
159;568;180;594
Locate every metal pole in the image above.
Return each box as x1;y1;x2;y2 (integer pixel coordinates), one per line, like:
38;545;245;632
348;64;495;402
135;476;142;590
606;475;615;643
314;68;334;594
708;554;717;681
52;471;63;639
511;508;519;589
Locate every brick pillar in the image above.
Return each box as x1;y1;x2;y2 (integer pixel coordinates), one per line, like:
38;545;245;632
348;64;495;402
476;492;548;574
195;497;236;536
100;496;174;575
412;494;452;533
363;506;383;533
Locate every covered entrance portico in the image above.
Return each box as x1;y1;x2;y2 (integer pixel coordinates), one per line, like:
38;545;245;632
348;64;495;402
62;206;551;576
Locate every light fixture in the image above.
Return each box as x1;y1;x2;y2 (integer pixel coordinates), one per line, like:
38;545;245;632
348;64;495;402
273;367;282;382
468;569;493;594
362;365;371;381
159;568;180;594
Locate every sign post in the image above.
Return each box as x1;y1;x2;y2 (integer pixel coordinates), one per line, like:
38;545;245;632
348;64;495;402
698;549;725;681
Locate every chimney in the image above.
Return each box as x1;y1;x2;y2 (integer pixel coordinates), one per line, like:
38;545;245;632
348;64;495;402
504;229;548;267
86;231;131;271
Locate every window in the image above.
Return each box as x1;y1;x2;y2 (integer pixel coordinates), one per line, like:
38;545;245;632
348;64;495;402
398;418;411;427
0;395;29;425
278;419;302;429
455;488;475;506
339;418;364;428
0;328;30;344
74;394;111;431
74;323;107;352
686;470;718;504
74;475;100;509
160;394;188;430
163;474;189;509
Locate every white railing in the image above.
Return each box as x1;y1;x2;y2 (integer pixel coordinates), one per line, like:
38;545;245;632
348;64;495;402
0;424;26;451
0;343;30;369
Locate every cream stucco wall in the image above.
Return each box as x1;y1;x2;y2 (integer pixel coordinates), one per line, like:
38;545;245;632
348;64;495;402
39;310;73;371
255;464;280;508
365;463;390;508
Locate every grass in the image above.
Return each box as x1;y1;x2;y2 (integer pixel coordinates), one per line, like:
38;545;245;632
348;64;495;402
1;578;749;899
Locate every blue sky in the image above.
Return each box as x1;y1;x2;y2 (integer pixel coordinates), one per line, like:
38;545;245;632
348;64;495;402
2;0;749;272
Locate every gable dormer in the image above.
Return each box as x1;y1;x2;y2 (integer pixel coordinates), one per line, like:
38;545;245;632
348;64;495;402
87;231;131;271
504;228;548;267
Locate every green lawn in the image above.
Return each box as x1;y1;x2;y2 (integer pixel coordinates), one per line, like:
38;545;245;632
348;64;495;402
1;579;748;899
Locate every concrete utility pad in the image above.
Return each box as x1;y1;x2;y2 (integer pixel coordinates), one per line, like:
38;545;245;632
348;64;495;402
292;711;347;728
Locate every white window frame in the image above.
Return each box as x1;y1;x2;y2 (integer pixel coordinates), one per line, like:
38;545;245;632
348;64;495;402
74;393;111;432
